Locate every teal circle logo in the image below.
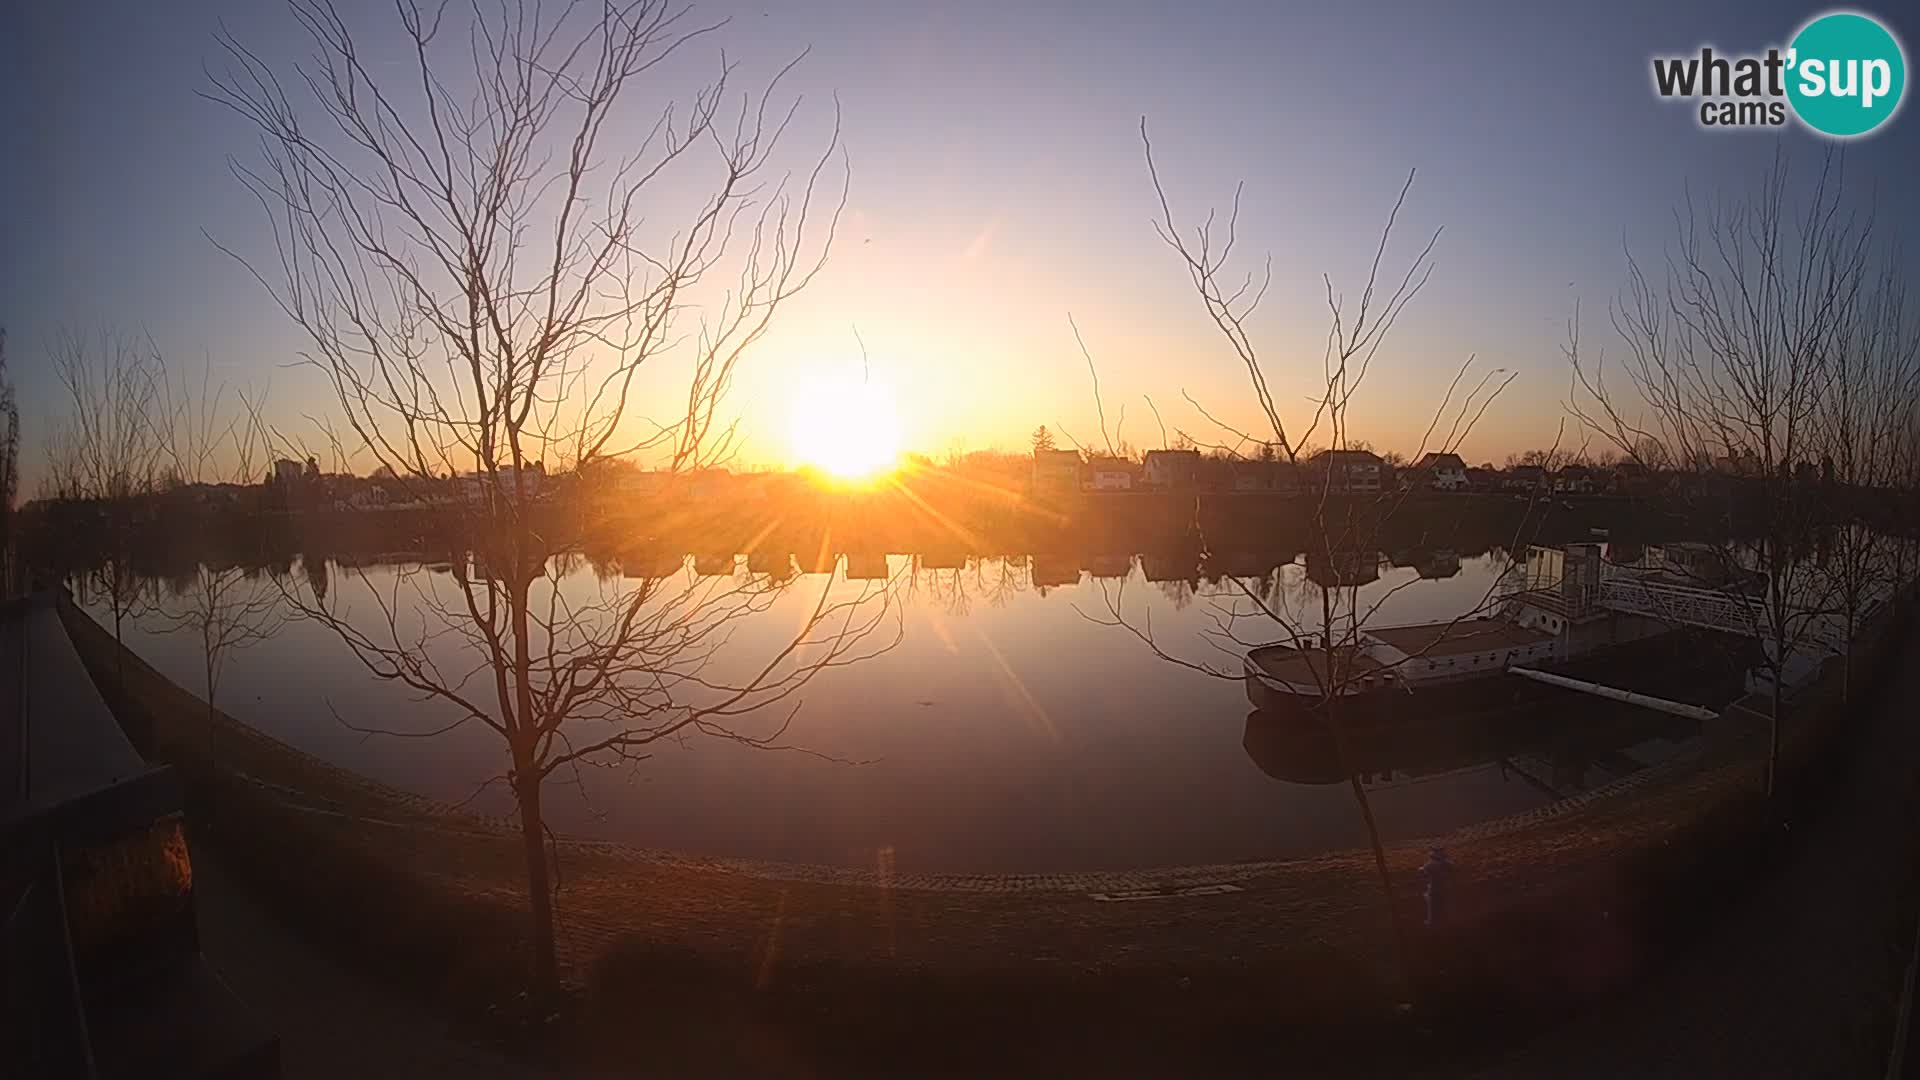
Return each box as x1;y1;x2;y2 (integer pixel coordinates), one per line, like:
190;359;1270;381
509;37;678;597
1787;12;1906;137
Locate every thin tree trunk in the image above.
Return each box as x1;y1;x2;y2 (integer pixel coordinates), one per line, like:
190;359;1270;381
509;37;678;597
515;761;558;995
112;596;126;702
1346;762;1411;992
1843;608;1855;704
1764;537;1785;801
1767;661;1783;800
205;646;218;766
509;573;559;995
1323;585;1411;1002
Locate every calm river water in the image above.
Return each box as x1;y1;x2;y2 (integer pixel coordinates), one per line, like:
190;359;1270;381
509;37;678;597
93;550;1696;873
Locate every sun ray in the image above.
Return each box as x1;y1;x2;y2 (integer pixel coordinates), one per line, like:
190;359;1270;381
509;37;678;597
884;473;990;552
972;622;1058;742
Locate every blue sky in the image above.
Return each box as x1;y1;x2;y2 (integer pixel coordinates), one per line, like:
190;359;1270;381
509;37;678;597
4;0;1916;485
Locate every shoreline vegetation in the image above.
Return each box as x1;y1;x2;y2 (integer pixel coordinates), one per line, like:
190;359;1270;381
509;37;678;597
20;484;1835;588
55;581;1920;1070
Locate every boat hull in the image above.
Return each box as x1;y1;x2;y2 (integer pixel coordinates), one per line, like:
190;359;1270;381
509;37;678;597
1244;628;1758;733
1242;705;1690;786
1243;662;1556;730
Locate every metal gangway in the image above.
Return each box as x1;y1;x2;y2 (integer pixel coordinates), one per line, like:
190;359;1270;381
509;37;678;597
1535;544;1853;653
1597;571;1852;652
1501;544;1877;718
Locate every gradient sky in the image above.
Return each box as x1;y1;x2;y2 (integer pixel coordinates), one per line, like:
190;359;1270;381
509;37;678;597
5;0;1918;489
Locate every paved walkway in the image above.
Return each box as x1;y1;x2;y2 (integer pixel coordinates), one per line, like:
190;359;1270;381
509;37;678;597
191;854;545;1080
1444;634;1920;1080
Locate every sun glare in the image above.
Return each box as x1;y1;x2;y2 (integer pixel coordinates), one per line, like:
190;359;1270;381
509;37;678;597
788;375;902;481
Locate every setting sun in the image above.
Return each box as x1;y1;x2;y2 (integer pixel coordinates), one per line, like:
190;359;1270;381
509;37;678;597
788;375;903;480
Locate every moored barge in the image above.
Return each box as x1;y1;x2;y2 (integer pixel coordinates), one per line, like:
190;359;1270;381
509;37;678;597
1243;543;1758;728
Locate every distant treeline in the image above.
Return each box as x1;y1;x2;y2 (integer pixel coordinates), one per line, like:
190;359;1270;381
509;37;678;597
18;467;1912;588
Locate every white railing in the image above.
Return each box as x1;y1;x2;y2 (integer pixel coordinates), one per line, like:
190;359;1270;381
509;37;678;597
1596;574;1847;651
1597;576;1767;635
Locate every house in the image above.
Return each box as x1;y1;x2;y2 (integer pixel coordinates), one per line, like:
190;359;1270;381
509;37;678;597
1411;452;1467;491
1143;448;1202;489
618;470;671;496
461;462;547;504
1502;464;1549;492
1029;552;1080;588
1033;449;1083;496
1304;449;1383;493
686;468;731;500
1221;458;1300;494
187;482;247;506
498;463;545;498
1083;456;1138;492
1305;548;1382;588
1609;460;1656;495
1553;464;1597;494
1464;466;1498;492
1227;459;1263;492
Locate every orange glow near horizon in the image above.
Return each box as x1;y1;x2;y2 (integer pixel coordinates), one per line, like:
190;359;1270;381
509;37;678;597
788;375;903;482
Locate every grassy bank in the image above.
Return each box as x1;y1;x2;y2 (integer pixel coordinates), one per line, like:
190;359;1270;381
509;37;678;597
56;589;1917;1072
1864;764;1920;1073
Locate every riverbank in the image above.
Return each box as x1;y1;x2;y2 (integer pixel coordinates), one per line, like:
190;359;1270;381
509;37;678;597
56;590;1916;1073
1450;616;1920;1078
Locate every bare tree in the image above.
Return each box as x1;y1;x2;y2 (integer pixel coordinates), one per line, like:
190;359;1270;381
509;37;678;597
1892;400;1920;595
208;0;898;992
160;551;287;745
1568;151;1866;796
1812;258;1918;699
1630;435;1674;472
48;327;168;692
154;370;285;749
1504;447;1573;472
1076;120;1531;999
0;329;19;596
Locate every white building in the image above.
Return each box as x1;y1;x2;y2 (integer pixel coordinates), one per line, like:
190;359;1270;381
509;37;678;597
1306;449;1383;494
1143;448;1201;489
1031;449;1084;496
462;463;545;504
1084;457;1136;491
619;470;670;496
1412;452;1467;491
